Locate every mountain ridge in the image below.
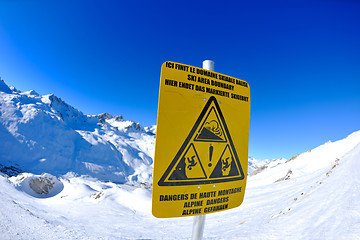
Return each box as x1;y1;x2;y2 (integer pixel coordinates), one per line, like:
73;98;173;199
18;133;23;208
0;79;155;185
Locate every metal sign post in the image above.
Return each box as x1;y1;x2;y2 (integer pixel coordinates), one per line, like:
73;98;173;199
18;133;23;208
191;60;214;240
192;213;206;240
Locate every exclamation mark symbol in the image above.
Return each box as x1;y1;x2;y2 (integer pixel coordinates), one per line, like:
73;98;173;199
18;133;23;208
208;144;213;167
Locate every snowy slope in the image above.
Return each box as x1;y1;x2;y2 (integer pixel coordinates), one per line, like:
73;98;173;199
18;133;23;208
2;78;360;239
1;128;359;239
0;79;155;185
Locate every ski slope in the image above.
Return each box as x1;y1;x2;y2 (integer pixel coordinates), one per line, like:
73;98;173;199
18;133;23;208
1;131;359;239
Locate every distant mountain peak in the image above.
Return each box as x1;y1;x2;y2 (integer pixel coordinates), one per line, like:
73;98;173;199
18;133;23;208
96;113;124;123
21;90;39;96
0;77;12;94
9;85;20;93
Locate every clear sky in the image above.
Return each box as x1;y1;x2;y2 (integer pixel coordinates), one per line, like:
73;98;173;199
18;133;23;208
0;0;359;160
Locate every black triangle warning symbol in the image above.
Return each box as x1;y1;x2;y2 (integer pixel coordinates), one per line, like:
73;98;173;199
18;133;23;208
158;96;245;186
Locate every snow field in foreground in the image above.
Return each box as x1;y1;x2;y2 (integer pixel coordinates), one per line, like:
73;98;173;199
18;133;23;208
1;130;360;239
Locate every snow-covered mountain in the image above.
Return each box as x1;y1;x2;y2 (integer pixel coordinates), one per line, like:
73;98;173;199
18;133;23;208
247;156;272;175
1;78;360;239
0;79;155;185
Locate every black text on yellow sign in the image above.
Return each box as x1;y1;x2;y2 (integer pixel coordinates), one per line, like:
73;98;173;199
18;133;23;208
152;61;250;218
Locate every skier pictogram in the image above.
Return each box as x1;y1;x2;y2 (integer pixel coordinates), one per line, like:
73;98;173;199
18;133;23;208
168;143;206;181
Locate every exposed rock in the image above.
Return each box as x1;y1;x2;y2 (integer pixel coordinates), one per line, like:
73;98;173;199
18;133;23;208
29;174;55;194
275;169;293;183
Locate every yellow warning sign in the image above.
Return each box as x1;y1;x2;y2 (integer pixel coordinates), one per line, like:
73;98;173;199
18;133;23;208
152;61;250;218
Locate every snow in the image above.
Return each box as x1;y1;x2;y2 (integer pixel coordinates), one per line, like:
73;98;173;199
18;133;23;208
1;79;360;239
0;80;154;185
1;132;360;239
247;157;271;175
249;131;360;188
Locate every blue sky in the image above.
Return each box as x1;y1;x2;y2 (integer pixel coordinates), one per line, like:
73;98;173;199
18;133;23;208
0;0;359;160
